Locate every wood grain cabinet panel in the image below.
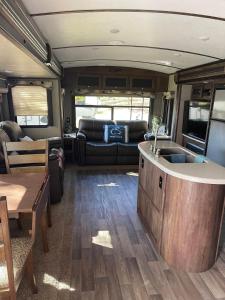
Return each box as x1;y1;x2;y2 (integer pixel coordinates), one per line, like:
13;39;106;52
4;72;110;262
138;156;166;250
146;196;163;249
161;175;225;273
137;153;225;272
137;185;148;222
145;163;166;211
138;155;147;191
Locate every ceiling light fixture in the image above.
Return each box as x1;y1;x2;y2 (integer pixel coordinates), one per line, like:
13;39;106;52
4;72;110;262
173;53;181;57
110;28;120;34
199;36;210;41
108;40;124;46
155;60;173;66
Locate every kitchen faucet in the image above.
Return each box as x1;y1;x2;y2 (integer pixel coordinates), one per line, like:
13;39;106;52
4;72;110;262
153;124;160;154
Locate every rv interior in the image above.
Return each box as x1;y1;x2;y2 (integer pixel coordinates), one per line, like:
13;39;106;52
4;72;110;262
0;1;225;299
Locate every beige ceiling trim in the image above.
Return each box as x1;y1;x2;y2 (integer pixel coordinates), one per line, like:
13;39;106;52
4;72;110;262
61;59;181;70
53;44;220;60
30;9;225;22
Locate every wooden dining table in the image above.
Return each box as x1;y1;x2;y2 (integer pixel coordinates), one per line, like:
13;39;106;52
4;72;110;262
0;172;50;252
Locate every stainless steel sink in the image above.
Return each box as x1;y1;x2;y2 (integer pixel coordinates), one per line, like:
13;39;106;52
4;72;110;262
161;153;206;164
159;147;187;156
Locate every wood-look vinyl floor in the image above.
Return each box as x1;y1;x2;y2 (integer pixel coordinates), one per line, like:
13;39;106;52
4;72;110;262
17;165;225;300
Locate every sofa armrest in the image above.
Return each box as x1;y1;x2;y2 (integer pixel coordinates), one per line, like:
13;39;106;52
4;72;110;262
77;132;86;140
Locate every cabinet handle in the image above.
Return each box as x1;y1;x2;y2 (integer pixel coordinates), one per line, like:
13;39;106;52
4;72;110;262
159;176;163;189
141;158;144;168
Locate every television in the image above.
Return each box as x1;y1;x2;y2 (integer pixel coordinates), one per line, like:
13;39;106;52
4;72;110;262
183;101;210;141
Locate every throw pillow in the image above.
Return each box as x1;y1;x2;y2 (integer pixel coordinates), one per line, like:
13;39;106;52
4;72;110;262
104;125;129;143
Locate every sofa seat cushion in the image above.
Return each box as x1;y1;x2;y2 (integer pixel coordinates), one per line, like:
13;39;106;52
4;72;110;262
86;142;117;156
117;142;139;156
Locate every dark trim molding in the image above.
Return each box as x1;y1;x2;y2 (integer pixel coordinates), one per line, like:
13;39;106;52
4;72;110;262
0;0;62;77
30;9;225;22
61;59;181;70
52;44;220;60
175;59;225;83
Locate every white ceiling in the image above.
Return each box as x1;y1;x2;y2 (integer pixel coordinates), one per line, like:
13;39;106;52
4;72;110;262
22;0;225;74
0;32;56;78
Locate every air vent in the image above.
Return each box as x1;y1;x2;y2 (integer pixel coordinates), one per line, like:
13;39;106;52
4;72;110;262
77;76;100;87
105;77;127;88
132;78;153;89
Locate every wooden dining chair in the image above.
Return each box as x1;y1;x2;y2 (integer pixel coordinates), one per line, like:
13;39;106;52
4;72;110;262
2;140;52;251
3;140;48;174
0;196;37;299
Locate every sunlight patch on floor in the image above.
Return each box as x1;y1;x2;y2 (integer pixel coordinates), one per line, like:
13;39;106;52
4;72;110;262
92;230;113;248
97;182;119;187
43;273;75;291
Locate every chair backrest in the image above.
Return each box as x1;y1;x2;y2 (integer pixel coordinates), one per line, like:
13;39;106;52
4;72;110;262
3;140;48;174
0;196;15;296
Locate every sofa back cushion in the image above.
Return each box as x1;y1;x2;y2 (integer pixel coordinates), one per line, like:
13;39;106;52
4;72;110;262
104;125;129;143
0;121;24;141
115;120;147;142
79;119;114;141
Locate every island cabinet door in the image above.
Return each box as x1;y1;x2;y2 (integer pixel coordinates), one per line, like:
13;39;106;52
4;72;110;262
147;197;163;250
145;160;167;211
137;185;148;222
138;154;148;190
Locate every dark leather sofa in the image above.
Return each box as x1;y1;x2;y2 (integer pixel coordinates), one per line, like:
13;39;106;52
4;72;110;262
0;121;64;203
77;119;148;165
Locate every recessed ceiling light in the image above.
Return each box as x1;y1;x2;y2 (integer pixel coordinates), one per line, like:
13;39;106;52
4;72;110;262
173;53;181;57
199;36;210;41
155;60;173;66
110;28;120;34
108;40;124;46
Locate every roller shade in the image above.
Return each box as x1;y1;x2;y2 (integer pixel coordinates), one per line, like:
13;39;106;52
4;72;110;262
12;86;48;116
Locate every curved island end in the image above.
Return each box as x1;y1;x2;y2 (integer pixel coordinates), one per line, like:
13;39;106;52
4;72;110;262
138;141;225;273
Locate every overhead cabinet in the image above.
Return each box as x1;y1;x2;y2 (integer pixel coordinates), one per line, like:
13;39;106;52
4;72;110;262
76;75;101;88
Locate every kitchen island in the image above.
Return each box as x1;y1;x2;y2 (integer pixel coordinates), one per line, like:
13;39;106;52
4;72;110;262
138;141;225;272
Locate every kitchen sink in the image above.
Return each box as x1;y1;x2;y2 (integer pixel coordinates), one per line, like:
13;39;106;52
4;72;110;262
159;147;189;156
161;153;206;164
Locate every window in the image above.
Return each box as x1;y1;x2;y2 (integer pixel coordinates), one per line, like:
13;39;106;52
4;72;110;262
11;86;51;127
74;95;151;127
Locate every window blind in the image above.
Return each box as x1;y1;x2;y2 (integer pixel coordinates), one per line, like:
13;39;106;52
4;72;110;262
12;86;48;116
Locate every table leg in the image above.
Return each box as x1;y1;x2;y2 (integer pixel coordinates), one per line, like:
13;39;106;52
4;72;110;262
41;208;49;253
47;197;52;228
25;251;38;294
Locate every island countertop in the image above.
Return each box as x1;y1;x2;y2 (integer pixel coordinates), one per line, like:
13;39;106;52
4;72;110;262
138;141;225;184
